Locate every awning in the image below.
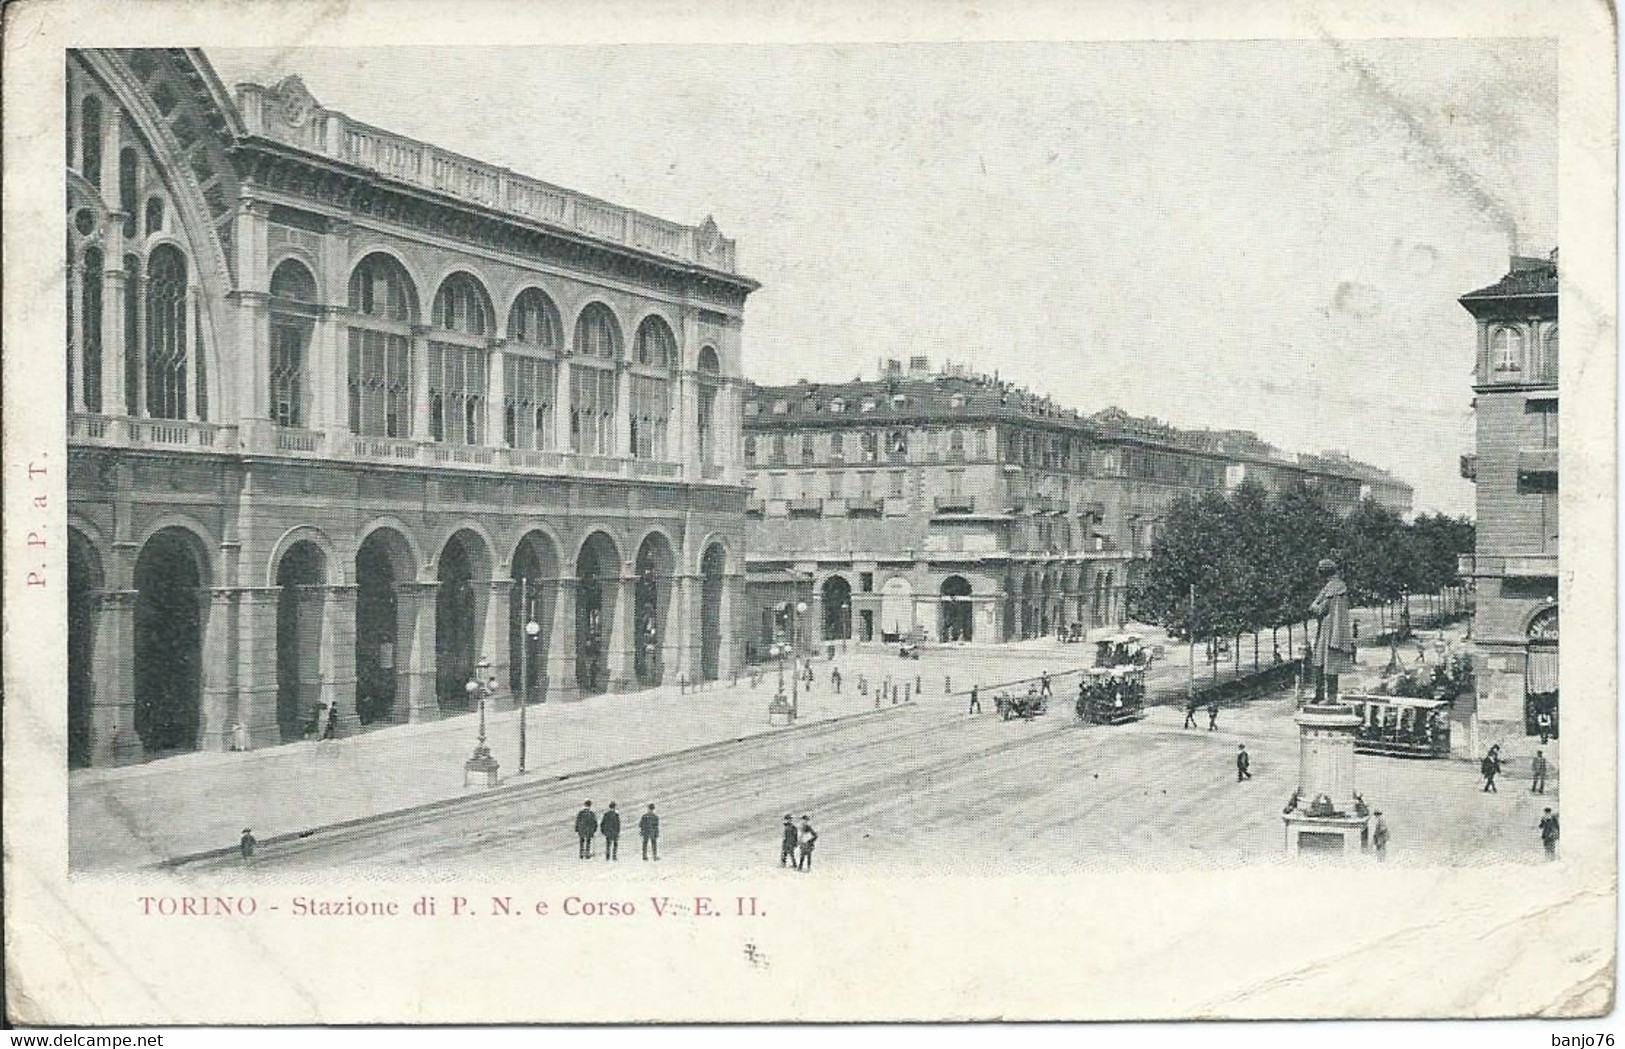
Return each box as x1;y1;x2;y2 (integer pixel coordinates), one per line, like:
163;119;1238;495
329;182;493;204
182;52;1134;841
1526;647;1559;693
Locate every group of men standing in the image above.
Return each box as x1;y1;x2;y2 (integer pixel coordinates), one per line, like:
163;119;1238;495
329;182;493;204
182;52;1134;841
780;814;819;871
574;800;661;861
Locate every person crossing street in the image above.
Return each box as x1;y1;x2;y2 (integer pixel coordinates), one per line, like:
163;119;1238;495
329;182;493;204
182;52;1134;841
1236;744;1251;781
639;804;660;861
574;800;598;859
779;814;798;868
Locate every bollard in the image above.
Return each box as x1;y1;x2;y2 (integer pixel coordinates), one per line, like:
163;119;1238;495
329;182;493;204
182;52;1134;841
916;674;923;694
904;684;911;703
945;676;952;695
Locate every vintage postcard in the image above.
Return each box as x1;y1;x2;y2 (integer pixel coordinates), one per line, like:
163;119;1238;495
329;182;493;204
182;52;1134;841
3;0;1616;1027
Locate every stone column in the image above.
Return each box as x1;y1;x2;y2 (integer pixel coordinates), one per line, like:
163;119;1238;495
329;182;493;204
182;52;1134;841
101;225;127;432
677;371;699;482
411;324;432;440
229;586;278;749
319;584;360;734
546;576;579;702
487;337;507;447
88;589;143;766
397;580;442;722
554;358;573;452
722;570;745;678
484;577;514;709
131;273;148;419
69;260;86;414
606;573;635;691
669;572;695;683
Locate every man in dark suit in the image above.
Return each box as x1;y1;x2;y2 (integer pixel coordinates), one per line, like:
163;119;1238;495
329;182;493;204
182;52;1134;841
601;802;621;861
639;804;660;861
780;814;798;868
1236;744;1251;781
796;816;818;872
575;800;598;859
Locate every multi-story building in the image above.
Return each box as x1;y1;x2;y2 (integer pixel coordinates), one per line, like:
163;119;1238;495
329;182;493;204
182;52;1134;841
65;49;756;767
740;357;1412;655
1457;251;1559;743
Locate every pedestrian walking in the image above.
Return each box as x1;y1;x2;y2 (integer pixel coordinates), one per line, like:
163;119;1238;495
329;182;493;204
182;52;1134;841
968;684;981;715
1371;811;1389;861
1539;808;1560;860
323;701;340;740
1040;671;1052;699
1531;750;1548;795
780;814;798;868
240;828;256;863
1207;701;1219;731
639;804;660;860
601;802;621;861
575;800;598;859
796;816;818;872
1183;697;1199;729
831;667;842;693
1236;744;1251;781
1479;751;1499;793
1536;710;1554;745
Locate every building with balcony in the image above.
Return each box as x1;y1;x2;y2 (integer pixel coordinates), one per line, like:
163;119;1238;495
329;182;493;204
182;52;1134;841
65;49;756;767
739;356;1412;654
1457;250;1559;744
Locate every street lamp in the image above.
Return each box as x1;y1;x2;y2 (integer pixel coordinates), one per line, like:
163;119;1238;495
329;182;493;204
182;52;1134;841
793;600;808;720
463;657;500;787
520;616;541;774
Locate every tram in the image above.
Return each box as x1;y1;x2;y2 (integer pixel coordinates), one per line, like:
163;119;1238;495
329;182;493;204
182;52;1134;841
1347;693;1452;758
1076;666;1146;725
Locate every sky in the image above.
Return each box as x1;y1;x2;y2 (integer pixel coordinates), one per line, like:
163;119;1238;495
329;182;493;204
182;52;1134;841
208;41;1557;517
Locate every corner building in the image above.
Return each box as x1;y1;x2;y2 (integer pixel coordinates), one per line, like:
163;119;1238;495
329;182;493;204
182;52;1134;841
740;358;1411;654
65;49;756;767
1457;252;1559;744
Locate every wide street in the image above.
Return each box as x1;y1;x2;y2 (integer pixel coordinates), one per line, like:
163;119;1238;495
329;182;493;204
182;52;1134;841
174;671;1556;878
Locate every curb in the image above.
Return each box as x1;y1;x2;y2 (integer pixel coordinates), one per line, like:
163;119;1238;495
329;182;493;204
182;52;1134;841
157;700;917;870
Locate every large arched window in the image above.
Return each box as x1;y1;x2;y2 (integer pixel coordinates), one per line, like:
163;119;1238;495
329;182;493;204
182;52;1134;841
697;345;721;467
570;304;621;455
80;248;103;413
427;274;494;445
346;253;417;438
504;289;562;452
145;197;164;236
1491;326;1525;375
630;316;676;460
573;303;622;360
145;245;188;420
269;260;319;428
118;149;138;240
80;94;102;186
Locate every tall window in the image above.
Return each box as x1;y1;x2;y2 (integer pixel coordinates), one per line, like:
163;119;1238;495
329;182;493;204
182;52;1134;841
80;248;103;412
145;245;188;420
949;429;966;460
508;288;562;351
118;149;138;240
697;346;720;465
268;260;318;427
504;355;556;451
771;433;787;463
801;433;816;464
80;94;102;186
122;255;139;415
630;317;675;460
347;253;417;437
570;365;617;455
145;197;164;235
634;315;676;368
1492;326;1525;374
428;274;494;445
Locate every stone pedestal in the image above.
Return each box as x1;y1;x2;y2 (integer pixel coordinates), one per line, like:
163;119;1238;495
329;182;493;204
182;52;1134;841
1283;702;1371;858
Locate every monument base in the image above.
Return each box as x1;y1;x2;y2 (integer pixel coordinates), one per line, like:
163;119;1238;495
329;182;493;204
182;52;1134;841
1283;812;1369;857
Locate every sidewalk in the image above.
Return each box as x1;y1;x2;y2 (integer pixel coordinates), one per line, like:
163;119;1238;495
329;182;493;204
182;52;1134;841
69;671;898;870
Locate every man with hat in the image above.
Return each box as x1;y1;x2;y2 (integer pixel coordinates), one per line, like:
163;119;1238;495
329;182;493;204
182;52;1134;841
1372;811;1389;861
574;800;598;860
240;828;256;863
780;814;799;868
1308;557;1354;705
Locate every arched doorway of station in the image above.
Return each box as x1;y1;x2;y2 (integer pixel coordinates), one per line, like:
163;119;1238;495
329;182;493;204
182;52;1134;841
939;575;974;643
133;528;206;758
700;543;727;680
576;531;620;695
1525;605;1558;740
436;530;491;711
879;577;914;642
354;528;413;725
821;575;852;641
275;540;328;742
633;532;676;687
68;528;103;768
510;532;560;703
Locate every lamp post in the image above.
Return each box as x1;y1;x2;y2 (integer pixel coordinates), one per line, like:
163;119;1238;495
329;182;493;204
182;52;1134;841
463;657;500;786
520;610;540;775
793;600;808;720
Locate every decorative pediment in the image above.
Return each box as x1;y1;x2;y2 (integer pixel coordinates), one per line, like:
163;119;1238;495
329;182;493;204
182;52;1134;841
273;75;319;128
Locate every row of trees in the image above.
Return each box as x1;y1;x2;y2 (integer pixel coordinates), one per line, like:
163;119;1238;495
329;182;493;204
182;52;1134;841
1129;480;1475;663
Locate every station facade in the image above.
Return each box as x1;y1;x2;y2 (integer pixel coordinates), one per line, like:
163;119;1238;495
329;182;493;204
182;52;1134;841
740;357;1412;655
1456;251;1559;743
66;49;756;767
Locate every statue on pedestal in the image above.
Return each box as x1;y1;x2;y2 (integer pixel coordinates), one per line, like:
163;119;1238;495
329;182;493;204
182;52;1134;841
1309;558;1354;705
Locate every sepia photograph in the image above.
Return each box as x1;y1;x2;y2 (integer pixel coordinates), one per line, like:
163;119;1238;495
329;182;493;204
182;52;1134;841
5;0;1615;1029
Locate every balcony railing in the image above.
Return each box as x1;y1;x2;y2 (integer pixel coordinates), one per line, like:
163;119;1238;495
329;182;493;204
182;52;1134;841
788;497;824;516
630;459;682;479
128;418;232;449
69;413;111;442
934;494;976;513
845;495;883;514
